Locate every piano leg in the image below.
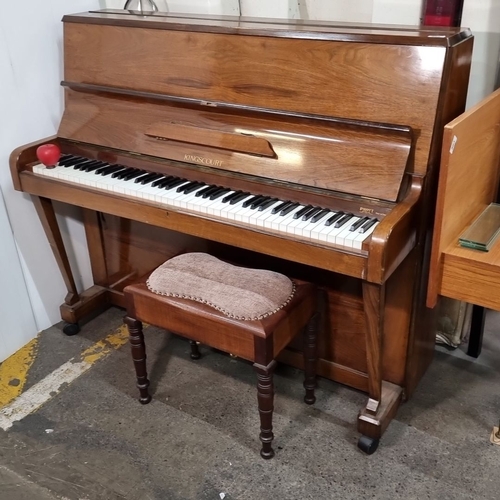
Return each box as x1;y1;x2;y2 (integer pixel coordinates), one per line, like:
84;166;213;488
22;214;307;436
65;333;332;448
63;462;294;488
32;196;109;333
32;196;80;306
357;282;403;454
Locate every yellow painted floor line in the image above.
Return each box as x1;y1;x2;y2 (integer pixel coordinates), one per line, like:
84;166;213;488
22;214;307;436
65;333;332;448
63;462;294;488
0;324;138;431
0;337;39;408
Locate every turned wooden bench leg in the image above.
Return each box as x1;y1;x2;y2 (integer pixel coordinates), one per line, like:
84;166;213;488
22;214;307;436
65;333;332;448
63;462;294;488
303;312;319;405
253;360;277;459
125;316;152;405
189;340;201;360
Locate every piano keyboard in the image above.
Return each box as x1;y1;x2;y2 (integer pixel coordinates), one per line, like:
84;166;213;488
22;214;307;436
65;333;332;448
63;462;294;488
33;155;379;250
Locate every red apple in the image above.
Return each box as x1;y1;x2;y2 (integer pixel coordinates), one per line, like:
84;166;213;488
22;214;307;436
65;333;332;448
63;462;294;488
36;144;61;168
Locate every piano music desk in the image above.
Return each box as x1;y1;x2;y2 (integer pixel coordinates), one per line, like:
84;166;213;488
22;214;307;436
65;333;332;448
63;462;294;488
428;88;500;322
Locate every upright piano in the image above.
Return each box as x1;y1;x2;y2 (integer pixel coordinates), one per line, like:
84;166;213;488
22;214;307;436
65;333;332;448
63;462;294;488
10;10;473;453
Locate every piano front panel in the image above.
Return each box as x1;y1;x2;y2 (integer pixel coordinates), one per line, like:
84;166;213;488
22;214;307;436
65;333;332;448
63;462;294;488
64;21;445;176
210;242;416;389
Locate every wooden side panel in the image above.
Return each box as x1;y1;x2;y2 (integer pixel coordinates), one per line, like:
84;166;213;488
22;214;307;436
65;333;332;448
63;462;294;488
427;88;500;307
64;23;445;176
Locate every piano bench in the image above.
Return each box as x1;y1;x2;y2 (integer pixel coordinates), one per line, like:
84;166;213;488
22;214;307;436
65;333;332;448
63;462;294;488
123;252;319;459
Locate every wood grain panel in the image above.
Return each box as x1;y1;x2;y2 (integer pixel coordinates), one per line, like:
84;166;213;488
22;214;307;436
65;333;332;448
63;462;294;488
59;89;410;201
64;23;445;176
440;243;500;309
427;88;500;307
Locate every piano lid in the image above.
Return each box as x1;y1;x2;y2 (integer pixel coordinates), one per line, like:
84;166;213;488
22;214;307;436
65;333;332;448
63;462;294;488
59;87;411;202
67;9;470;46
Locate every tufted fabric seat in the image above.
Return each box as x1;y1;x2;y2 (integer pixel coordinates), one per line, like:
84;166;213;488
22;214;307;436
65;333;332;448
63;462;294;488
124;252;319;459
146;253;295;320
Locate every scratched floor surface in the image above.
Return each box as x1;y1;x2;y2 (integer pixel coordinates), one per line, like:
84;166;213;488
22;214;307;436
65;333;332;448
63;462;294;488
0;306;499;500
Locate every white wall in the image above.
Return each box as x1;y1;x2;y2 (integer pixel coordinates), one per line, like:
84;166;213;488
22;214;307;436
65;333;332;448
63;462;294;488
462;0;500;107
1;0;99;334
0;188;37;361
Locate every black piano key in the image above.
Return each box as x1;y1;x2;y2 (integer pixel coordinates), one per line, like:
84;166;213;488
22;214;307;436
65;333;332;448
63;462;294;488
152;175;175;187
58;155;79;167
250;196;271;209
311;209;331;223
184;182;206;195
143;173;164;185
302;207;323;221
175;181;195;192
75;160;101;171
349;216;370;232
161;177;185;189
156;176;179;188
222;191;242;203
229;192;251;205
334;213;354;228
359;218;378;234
195;185;217;197
325;212;344;227
272;201;292;214
137;173;158;184
280;202;299;216
83;162;110;172
98;165;126;176
165;178;188;189
95;164;114;174
113;168;136;179
210;188;231;200
293;205;313;219
123;169;147;181
258;198;280;211
70;158;93;168
201;186;222;199
242;195;263;208
135;172;157;184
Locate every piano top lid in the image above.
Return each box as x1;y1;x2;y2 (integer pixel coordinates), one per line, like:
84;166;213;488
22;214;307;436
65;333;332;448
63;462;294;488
65;9;471;46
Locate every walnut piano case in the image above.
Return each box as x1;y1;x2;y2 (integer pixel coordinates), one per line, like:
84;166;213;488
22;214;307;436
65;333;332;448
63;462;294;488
10;10;474;453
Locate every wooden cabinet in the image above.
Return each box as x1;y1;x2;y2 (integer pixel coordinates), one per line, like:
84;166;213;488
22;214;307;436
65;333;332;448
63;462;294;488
428;88;500;310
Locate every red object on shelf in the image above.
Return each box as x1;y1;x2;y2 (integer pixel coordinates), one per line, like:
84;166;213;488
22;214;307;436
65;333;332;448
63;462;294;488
422;0;463;27
36;144;61;169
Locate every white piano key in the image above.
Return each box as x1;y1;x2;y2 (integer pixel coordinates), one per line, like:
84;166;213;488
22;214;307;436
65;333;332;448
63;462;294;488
334;218;360;246
352;221;379;250
253;201;283;226
274;206;306;232
178;186;215;209
204;191;235;215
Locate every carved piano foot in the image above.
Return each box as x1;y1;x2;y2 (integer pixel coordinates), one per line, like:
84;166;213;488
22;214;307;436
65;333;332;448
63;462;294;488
357;381;403;452
63;322;80;336
358;435;379;455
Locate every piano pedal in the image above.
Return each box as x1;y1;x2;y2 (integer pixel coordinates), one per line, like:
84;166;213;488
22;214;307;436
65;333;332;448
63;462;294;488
63;322;80;336
357;435;379;455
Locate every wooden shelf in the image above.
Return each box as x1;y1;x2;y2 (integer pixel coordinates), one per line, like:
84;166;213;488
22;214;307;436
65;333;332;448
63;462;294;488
428;88;500;310
440;238;500;310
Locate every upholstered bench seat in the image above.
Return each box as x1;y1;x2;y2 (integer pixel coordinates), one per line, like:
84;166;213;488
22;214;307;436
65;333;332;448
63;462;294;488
124;253;319;459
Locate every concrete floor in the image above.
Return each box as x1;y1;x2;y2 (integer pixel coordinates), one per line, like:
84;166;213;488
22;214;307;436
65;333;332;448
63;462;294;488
0;306;499;500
